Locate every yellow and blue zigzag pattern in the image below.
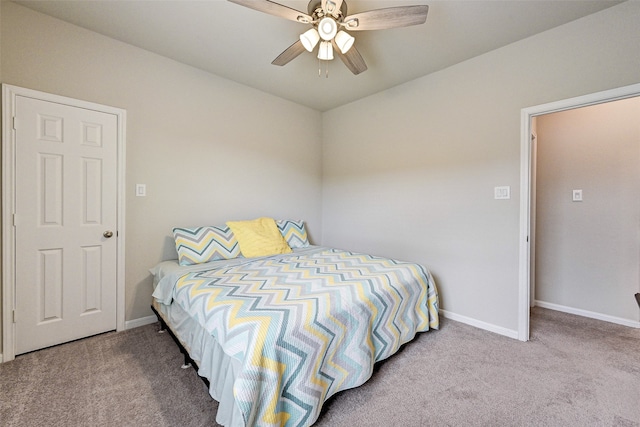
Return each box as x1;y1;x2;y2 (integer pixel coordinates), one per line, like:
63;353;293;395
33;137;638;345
173;248;439;427
276;220;309;249
173;225;240;265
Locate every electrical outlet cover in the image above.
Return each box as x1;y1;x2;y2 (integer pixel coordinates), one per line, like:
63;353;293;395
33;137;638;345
494;186;510;200
572;189;582;202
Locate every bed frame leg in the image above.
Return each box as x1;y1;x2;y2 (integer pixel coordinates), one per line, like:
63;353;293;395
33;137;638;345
153;308;167;333
181;352;192;369
150;305;203;378
157;318;166;333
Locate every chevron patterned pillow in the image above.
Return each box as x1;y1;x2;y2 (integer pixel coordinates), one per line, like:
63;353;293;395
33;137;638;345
173;225;241;266
276;219;310;248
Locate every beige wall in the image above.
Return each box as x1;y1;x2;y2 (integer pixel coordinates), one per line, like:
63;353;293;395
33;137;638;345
0;1;323;354
322;1;640;334
535;97;640;322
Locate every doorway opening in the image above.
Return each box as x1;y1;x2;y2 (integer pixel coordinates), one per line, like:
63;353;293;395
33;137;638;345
518;82;640;341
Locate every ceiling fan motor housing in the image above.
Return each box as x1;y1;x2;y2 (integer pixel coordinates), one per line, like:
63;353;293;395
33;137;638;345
308;0;348;19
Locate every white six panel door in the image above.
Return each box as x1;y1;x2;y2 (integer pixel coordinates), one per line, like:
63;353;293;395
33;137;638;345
15;95;118;355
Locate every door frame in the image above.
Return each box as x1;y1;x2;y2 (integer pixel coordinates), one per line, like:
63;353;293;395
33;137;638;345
518;82;640;341
2;84;127;362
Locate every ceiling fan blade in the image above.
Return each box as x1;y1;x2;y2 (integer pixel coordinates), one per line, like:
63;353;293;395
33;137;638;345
333;41;367;75
321;0;344;17
344;5;429;31
272;40;306;66
228;0;313;24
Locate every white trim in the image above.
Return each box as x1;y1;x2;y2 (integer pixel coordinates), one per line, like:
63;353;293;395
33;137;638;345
535;301;640;329
519;82;640;342
124;315;158;330
440;309;519;340
2;86;16;363
518;108;532;342
1;84;127;362
116;99;127;333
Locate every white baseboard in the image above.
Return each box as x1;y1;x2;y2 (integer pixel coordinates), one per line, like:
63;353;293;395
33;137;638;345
124;315;158;330
439;309;519;339
535;300;640;328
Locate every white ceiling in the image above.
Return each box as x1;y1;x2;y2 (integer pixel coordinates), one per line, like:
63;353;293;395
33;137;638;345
14;0;622;111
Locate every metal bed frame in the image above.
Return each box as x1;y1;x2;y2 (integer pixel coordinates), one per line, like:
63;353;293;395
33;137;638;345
150;304;210;389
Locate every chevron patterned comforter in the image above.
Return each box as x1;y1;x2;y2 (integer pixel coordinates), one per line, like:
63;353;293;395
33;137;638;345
163;246;438;426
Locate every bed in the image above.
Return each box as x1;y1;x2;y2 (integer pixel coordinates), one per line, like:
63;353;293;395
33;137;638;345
150;219;439;427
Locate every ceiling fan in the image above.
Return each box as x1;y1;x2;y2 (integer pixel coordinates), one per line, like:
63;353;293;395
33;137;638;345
228;0;429;75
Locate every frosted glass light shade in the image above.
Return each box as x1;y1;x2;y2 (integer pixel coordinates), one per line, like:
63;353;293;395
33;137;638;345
318;17;338;41
317;41;334;60
300;28;320;52
334;31;355;54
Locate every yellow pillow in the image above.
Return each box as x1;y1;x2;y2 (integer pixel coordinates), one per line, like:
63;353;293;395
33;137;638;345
226;217;292;258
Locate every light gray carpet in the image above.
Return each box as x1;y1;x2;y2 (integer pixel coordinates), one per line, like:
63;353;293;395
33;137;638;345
1;307;639;426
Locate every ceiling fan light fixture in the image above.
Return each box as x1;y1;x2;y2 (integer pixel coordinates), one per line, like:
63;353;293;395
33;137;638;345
317;41;334;60
334;30;355;54
318;17;338;40
300;28;320;52
228;0;430;76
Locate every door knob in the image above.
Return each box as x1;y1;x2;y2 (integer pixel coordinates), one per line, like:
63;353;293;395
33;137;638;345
103;230;114;238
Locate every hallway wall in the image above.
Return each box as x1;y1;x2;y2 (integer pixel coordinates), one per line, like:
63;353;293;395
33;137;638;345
535;97;640;323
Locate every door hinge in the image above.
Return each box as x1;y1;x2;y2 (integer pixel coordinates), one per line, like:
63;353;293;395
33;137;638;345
12;213;18;227
12;116;18;130
13;310;16;324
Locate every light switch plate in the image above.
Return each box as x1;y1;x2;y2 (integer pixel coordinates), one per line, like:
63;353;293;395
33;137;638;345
494;186;511;200
136;184;146;197
572;189;582;202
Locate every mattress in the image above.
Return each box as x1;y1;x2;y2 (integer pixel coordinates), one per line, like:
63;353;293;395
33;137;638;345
151;246;439;426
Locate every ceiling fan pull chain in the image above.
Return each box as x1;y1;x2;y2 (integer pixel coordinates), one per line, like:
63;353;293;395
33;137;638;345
318;58;330;78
